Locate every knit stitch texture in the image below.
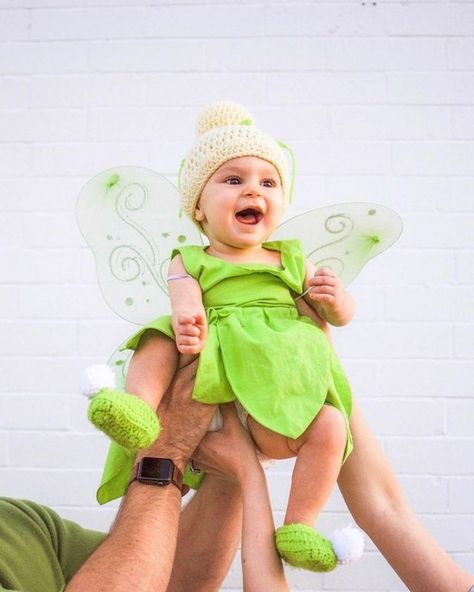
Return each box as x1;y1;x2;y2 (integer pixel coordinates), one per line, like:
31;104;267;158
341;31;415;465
180;101;290;220
275;523;338;572
88;388;160;450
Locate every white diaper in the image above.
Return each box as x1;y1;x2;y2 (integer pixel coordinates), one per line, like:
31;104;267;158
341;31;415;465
209;403;275;468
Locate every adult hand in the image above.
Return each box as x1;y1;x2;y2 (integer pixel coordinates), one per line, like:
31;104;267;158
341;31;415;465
68;359;217;592
192;404;262;485
137;357;216;471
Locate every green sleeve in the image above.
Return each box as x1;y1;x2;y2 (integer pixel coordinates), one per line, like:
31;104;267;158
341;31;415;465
0;498;105;592
171;245;204;280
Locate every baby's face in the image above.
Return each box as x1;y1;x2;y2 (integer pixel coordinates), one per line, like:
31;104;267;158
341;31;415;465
195;156;285;249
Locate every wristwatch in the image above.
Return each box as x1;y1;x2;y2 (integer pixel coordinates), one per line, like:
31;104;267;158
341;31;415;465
129;457;184;493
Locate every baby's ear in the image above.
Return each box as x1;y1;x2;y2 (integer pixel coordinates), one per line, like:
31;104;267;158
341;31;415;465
194;205;205;222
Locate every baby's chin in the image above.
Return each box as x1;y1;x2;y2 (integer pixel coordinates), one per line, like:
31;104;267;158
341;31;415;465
195;219;277;249
232;231;276;248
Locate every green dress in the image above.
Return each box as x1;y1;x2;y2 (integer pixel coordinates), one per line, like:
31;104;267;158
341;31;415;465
97;239;353;504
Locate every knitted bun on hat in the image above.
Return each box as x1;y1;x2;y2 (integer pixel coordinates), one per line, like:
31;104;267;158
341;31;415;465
179;101;290;221
196;102;253;135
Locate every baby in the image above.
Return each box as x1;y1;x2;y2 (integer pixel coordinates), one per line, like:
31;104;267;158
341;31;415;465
89;102;356;572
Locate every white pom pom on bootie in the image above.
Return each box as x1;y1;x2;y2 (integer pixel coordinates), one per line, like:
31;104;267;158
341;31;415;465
329;525;364;565
80;364;116;398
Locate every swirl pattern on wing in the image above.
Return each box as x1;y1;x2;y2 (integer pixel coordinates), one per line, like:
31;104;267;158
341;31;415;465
77;166;203;325
306;213;354;275
272;203;403;288
111;181;166;295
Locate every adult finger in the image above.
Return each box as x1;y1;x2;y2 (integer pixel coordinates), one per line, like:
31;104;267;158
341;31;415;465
219;403;240;424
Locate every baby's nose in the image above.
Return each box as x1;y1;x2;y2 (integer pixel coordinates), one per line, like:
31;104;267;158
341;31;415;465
244;183;261;196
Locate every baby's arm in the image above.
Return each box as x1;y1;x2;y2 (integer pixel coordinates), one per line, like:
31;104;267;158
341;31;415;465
303;259;355;327
168;254;207;355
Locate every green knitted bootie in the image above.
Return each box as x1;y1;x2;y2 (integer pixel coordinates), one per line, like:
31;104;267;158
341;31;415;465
275;523;337;572
88;388;160;450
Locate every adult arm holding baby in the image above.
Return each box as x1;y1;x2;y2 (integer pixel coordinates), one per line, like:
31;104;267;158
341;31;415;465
68;360;241;592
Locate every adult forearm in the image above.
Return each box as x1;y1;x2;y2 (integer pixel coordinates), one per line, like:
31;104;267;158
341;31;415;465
66;484;181;592
167;475;242;592
339;400;473;592
242;471;290;592
364;504;473;592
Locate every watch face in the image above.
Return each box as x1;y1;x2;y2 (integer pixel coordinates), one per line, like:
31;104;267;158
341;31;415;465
138;458;173;482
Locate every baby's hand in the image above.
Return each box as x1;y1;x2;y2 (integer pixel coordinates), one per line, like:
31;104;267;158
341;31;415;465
306;268;345;319
173;312;208;355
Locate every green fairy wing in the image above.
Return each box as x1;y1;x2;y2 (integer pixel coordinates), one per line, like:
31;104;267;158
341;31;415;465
76;166;203;326
272;202;403;287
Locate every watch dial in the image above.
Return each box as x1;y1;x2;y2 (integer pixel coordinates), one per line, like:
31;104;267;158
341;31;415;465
139;458;173;480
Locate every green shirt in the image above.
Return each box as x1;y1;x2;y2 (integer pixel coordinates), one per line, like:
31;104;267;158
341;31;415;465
0;498;104;592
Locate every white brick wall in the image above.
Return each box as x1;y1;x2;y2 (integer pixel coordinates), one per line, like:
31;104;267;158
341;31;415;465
0;2;472;590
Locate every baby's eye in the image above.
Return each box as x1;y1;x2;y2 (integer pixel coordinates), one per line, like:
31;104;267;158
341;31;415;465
262;179;277;187
225;176;241;184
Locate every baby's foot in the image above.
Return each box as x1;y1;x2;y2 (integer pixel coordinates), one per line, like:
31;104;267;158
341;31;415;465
88;388;160;450
275;523;337;572
174;312;208;355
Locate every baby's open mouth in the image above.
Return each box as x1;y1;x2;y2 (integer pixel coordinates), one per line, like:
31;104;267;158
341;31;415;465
235;208;263;225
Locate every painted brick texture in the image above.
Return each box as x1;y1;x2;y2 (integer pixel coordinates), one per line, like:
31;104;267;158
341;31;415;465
0;2;473;590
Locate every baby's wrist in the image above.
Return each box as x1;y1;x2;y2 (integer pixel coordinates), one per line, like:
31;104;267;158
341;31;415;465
171;308;187;319
316;294;351;326
332;293;354;325
172;307;205;318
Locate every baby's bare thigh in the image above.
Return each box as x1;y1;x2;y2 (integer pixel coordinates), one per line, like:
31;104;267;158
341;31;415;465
247;416;296;460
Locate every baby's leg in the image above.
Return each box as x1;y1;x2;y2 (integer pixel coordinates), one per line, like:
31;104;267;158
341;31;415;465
89;330;180;450
269;405;347;572
285;404;346;527
247;417;296;460
249;406;346;526
126;329;179;408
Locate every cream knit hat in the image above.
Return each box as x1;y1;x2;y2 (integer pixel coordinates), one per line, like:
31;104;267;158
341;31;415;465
179;102;291;220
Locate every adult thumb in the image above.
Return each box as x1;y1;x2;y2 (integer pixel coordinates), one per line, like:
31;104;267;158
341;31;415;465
219;403;239;426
